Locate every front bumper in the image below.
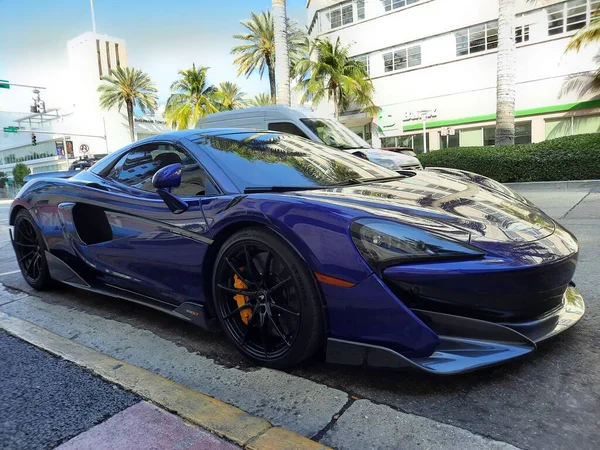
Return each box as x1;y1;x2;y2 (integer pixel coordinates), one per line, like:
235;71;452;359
326;285;584;375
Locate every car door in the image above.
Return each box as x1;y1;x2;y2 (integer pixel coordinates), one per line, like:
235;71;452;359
58;139;218;309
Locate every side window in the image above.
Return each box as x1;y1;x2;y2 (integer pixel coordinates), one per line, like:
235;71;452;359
107;143;218;197
267;122;309;138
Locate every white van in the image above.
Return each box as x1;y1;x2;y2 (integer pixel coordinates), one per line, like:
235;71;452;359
196;106;422;171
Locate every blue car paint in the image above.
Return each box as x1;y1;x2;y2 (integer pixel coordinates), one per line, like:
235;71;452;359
8;130;585;370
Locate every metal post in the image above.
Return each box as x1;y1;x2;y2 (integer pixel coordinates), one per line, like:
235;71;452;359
423;120;427;153
90;0;97;34
103;117;109;154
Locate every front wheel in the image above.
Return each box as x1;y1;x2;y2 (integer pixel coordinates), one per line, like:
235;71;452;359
13;209;54;290
212;228;325;369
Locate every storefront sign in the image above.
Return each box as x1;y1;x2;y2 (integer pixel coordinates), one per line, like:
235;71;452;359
404;109;437;122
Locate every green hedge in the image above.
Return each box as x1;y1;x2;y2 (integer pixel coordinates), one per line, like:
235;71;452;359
417;133;600;182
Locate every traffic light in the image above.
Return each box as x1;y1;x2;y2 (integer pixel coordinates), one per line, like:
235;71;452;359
31;133;37;146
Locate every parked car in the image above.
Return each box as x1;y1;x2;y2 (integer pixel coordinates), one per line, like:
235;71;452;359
382;147;418;157
23;155;105;183
9;129;585;374
196;106;423;171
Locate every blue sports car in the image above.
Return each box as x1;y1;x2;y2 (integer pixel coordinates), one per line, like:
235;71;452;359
9;130;585;374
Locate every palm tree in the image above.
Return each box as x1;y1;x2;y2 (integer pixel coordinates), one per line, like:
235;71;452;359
164;64;218;130
248;93;272;107
231;11;306;105
97;66;158;142
273;0;290;106
295;37;377;120
215;82;247;111
495;0;516;146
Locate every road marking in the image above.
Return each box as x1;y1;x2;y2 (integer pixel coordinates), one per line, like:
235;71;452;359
0;270;20;277
0;311;330;450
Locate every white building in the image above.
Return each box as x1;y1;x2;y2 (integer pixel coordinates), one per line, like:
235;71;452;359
306;0;600;151
0;32;168;184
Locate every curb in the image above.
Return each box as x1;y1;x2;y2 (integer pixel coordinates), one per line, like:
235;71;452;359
505;179;600;190
0;311;330;450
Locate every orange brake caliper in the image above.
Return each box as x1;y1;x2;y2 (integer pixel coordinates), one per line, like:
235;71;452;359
233;270;252;325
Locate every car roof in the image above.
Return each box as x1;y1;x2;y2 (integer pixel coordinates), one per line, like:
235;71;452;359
154;128;281;141
195;105;316;123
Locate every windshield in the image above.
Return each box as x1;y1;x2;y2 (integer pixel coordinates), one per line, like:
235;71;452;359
300;118;371;150
194;132;397;191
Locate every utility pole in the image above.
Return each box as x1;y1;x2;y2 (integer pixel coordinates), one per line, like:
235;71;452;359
273;0;291;107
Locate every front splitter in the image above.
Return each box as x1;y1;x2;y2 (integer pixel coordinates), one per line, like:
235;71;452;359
325;286;585;375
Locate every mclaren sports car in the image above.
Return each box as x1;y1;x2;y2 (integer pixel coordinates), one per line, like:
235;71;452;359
8;129;585;374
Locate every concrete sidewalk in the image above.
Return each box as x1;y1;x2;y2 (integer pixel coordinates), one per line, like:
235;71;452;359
57;402;240;450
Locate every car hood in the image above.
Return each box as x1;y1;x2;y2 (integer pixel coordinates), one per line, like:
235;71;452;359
291;169;557;246
366;148;421;166
343;148;421;168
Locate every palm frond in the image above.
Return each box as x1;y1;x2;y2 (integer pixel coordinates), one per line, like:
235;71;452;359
566;17;600;52
248;93;272;107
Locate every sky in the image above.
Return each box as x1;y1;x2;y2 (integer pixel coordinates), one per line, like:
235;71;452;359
0;0;307;113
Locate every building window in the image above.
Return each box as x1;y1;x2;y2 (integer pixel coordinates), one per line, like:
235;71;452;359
548;0;597;36
317;1;366;32
380;134;425;153
383;0;420;12
515;122;533;144
439;132;460;149
483;126;496;146
457;122;533;146
455;21;498;56
459;128;483;147
353;54;370;75
515;25;530;43
383;44;421;72
105;41;112;73
328;1;353;29
546;115;600;139
115;43;121;67
357;0;365;20
96;39;102;78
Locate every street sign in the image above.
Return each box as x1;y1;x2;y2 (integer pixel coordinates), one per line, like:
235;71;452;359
2;126;19;133
80;143;89;153
0;80;9;89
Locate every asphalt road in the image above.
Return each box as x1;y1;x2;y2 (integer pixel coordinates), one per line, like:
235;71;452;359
0;330;139;450
0;187;599;450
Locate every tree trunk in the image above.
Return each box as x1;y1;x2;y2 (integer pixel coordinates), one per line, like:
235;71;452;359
126;99;135;143
496;0;516;146
268;59;277;105
272;0;290;106
333;88;339;120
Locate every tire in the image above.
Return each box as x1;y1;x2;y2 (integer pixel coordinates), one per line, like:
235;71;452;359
212;227;325;369
13;209;54;290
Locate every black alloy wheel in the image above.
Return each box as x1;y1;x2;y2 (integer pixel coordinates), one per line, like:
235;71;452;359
213;228;325;368
13;209;53;290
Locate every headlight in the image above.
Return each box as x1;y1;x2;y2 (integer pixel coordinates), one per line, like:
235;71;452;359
368;156;397;169
350;219;485;272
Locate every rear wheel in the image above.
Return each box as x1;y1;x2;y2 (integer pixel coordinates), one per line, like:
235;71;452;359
13;209;54;290
212;228;325;368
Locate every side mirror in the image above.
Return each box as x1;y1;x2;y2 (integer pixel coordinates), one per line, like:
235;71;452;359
152;163;182;190
152;163;189;214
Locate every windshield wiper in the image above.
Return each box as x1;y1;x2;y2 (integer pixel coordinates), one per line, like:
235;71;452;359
244;185;332;194
362;174;413;183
